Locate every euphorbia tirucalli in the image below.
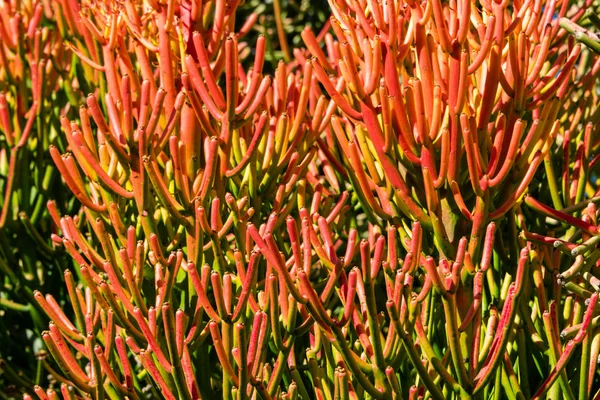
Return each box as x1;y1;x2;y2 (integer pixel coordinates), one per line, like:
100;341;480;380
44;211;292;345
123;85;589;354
11;0;600;399
0;0;92;392
295;0;600;397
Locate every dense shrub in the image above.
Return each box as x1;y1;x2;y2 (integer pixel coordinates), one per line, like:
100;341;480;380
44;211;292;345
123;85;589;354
2;0;600;399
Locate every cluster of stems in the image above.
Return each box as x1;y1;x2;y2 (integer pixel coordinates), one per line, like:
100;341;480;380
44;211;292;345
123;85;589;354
3;0;600;398
0;0;85;392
